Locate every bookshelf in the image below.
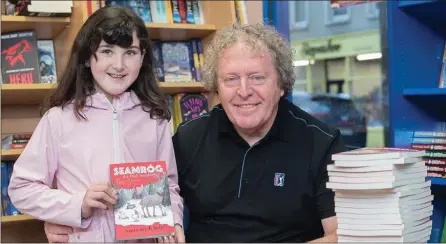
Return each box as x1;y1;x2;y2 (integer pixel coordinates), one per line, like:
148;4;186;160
1;15;71;39
386;0;446;242
2;214;34;223
1;149;24;161
0;0;263;242
145;23;217;40
1;82;205;105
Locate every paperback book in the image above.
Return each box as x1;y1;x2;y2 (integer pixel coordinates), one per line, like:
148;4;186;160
327;147;433;242
109;161;175;241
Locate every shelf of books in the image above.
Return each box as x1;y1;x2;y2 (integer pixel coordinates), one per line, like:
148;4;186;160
1;0;257;242
386;0;446;242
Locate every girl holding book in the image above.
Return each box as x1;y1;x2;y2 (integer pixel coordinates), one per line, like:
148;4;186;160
8;6;184;243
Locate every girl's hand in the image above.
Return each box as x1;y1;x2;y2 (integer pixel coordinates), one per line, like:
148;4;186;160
157;224;185;243
81;182;117;219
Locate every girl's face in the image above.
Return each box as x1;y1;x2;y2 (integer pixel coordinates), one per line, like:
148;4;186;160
90;31;144;101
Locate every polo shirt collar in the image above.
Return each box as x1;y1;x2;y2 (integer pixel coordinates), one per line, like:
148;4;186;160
217;97;291;142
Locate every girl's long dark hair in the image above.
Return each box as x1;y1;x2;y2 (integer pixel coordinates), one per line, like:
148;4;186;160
41;6;170;121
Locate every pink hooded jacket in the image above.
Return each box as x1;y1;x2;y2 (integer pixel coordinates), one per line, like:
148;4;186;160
8;91;183;242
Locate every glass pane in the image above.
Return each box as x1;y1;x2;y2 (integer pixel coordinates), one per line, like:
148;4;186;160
288;1;387;149
295;1;306;22
333;7;347;16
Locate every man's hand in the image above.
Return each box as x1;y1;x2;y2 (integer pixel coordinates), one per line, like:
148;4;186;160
44;221;73;243
82;182;117;219
157;224;185;243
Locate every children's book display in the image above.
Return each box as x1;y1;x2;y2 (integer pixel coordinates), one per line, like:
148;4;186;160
109;161;175;241
327;147;433;242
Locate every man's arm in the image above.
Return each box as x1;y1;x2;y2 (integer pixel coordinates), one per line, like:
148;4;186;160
309;216;337;243
310;129;347;243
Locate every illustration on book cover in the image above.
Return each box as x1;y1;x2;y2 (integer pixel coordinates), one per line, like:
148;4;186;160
109;161;175;240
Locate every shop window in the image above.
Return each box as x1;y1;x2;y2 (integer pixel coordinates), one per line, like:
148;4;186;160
366;2;380;19
324;1;350;26
289;1;309;30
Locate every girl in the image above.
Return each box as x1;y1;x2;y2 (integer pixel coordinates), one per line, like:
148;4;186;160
8;6;184;243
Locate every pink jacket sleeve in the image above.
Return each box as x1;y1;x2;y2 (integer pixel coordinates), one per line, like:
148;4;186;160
157;119;184;227
8;111;90;229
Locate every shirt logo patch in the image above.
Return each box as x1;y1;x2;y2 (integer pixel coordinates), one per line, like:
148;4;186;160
274;173;285;187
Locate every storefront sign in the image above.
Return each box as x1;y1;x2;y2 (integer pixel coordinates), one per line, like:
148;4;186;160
291;30;380;60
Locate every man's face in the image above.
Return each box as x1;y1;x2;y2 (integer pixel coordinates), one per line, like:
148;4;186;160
217;41;284;134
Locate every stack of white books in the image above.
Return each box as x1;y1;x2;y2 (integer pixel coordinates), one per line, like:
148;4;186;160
327;147;433;242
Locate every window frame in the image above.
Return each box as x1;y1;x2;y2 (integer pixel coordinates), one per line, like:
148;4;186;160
324;1;351;26
289;1;310;30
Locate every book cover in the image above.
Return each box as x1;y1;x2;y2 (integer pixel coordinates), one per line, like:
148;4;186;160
37;40;57;84
161;41;192;82
127;0;152;23
152;40;165;82
174;93;208;123
177;0;187;23
413;131;446;138
109;161;175;241
185;0;195;24
171;0;182;23
151;0;168;23
332;147;425;161
1;30;40;84
192;0;203;24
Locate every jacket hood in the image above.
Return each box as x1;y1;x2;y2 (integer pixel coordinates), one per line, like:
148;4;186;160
84;91;142;111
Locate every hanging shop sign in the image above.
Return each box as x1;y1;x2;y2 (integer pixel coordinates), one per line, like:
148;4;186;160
291;30;381;60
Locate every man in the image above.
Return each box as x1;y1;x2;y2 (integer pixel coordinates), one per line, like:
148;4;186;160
44;23;346;243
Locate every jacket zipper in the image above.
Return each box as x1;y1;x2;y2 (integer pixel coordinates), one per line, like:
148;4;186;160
104;93;121;163
112;108;120;162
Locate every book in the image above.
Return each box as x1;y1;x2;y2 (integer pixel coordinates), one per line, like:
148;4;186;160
327;147;433;242
109;161;175;241
1;30;40;84
331;147;425;161
37;40;57;84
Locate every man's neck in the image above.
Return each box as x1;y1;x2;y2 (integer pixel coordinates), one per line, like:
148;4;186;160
235;128;265;146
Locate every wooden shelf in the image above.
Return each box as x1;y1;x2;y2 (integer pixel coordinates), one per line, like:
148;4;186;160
1;149;24;161
1;82;205;105
2;214;35;223
1;84;56;105
1;15;71;39
146;23;216;41
159;82;205;94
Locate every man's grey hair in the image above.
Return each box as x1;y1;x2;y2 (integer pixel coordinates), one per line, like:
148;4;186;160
201;22;295;96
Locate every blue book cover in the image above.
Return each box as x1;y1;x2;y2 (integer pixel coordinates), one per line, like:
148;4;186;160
192;0;201;24
191;39;201;81
37;40;57;84
6;163;20;215
127;0;152;23
171;0;182;23
187;41;197;81
149;0;168;23
161;42;192;82
1;162;9;215
152;40;165;82
185;0;195;24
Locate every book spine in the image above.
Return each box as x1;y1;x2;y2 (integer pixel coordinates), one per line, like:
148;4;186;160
171;0;182;23
185;0;195;24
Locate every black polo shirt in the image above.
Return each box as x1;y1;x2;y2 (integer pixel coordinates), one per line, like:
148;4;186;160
173;97;347;243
